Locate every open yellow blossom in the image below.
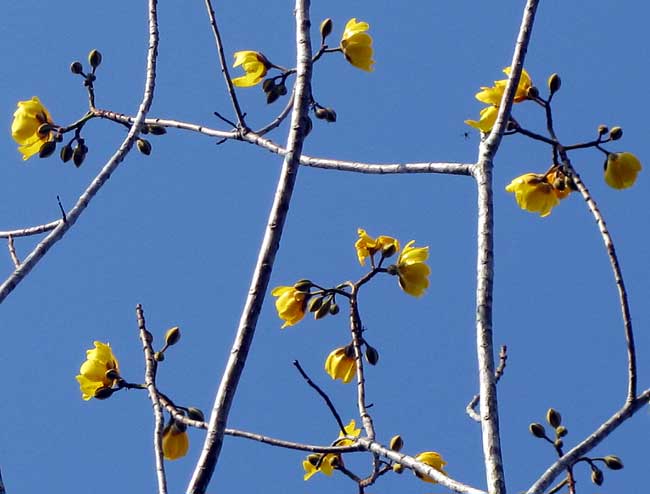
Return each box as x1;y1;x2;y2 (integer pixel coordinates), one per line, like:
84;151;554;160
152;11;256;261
272;285;307;328
162;421;189;460
340;18;374;72
325;346;355;383
465;106;499;132
604;152;642;190
395;241;430;297
76;341;120;400
11;96;54;160
303;420;361;480
505;173;560;217
414;451;447;483
355;228;399;266
231;51;270;87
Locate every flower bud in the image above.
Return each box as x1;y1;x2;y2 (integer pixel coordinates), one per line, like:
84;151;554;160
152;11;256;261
293;279;313;292
529;423;546;438
328;302;339;315
392;463;404;474
591;467;603;486
320;18;333;40
308;296;323;313
266;86;282;104
597;124;608;136
554;439;563;449
604;455;623;470
314;298;332;320
527;86;539;99
546;408;561;428
88;49;103;69
301;116;313;137
262;78;275;93
94;386;114;400
60;144;73;163
73;144;87;167
38;141;57;159
555;425;568;437
137;138;152;155
165;326;181;346
277;83;287;96
547;73;561;95
389;435;404;452
365;345;379;365
314;107;337;122
154;351;165;362
382;243;397;258
187;407;205;422
147;124;167;135
105;368;120;381
70;61;84;74
609;126;623;140
37;123;52;136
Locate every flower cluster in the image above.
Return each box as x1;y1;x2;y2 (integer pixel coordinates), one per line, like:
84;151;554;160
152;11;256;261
465;67;533;132
505;168;572;217
76;341;121;400
11;97;55;160
302;420;360;480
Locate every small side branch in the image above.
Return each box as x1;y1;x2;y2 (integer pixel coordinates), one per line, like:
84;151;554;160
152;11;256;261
136;304;167;494
7;236;20;268
0;221;61;239
466;345;507;422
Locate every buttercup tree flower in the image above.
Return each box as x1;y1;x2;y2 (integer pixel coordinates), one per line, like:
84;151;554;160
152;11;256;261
414;451;447;483
604;152;642;190
505;173;561;217
231;51;270;87
325;346;355;383
76;341;120;400
302;420;361;480
11;96;55;160
272;285;308;328
162;420;189;460
355;228;399;266
392;241;430;297
340;18;374;72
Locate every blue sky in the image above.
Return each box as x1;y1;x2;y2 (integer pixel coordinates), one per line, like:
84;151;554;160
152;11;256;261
1;1;649;493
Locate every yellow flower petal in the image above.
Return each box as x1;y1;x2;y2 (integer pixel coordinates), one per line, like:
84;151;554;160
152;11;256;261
414;451;448;483
231;51;269;87
272;285;307;328
505;173;560;217
340;19;375;71
604;152;642;190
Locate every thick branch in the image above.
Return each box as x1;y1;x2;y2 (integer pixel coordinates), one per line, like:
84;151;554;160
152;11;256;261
0;0;160;304
471;2;539;494
186;2;313;492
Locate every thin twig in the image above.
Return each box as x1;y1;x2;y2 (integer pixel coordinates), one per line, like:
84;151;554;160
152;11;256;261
466;345;508;422
203;0;247;128
136;304;167;494
293;360;347;434
471;2;539;493
0;221;61;239
186;2;314;492
7;236;20;268
0;0;160;304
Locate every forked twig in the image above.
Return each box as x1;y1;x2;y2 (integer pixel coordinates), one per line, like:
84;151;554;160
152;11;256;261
466;345;508;422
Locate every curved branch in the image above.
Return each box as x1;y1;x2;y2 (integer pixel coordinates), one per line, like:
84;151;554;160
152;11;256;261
0;0;160;304
186;1;314;492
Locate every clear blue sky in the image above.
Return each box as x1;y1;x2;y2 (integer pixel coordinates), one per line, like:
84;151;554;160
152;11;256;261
1;1;648;493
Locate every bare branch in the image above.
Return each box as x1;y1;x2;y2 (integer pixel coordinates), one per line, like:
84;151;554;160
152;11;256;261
472;2;540;494
6;236;20;268
0;0;160;304
0;221;61;239
466;345;508;423
136;304;167;494
349;292;375;440
186;1;314;492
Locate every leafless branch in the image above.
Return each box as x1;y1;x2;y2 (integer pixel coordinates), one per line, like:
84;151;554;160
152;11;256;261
186;1;314;492
6;236;20;268
0;221;61;239
466;345;508;422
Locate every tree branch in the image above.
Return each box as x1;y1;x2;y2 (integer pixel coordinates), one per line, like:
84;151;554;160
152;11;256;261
186;1;314;492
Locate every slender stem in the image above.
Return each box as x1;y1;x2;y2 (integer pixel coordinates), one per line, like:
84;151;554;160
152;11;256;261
0;221;61;239
203;0;247;128
7;236;20;268
136;304;167;494
186;2;314;492
0;0;160;304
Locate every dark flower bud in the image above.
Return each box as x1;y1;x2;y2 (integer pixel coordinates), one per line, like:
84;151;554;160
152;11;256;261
527;86;539;99
597;124;609;136
70;61;84;74
554;439;563;449
308;296;323;313
60;144;73;163
154;351;165;362
94;386;114;400
73;145;87;167
328;303;339;315
293;279;313;292
262;78;275;93
266;86;282;104
555;425;568;437
546;408;561;428
365;345;379;365
604;455;623;470
187;407;205;422
529;423;546;438
88;49;102;69
314;298;332;320
547;73;561;95
37;123;52;136
320;18;333;40
389;435;404;452
147;124;167;135
38;141;57;159
314;107;337;122
609;126;623;140
165;326;181;346
137;138;152;155
591;466;603;486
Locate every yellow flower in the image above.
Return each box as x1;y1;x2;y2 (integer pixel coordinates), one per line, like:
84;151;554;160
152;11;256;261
75;341;120;400
465;106;499;132
302;420;361;480
162;421;189;460
505;173;560;217
414;451;447;483
340;18;375;72
325;347;355;383
231;51;270;87
395;241;430;297
604;152;642;190
271;285;307;328
355;228;400;266
11;96;54;160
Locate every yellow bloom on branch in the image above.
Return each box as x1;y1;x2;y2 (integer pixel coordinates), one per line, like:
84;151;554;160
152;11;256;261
465;106;499;132
231;51;270;87
271;285;307;328
505;173;560;217
325;346;355;383
395;241;430;297
75;341;120;400
414;451;447;483
355;228;399;266
162;421;189;460
11;96;54;160
604;152;642;190
302;420;361;480
340;18;375;72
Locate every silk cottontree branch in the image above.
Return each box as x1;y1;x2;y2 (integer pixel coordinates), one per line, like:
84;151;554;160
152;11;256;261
186;1;314;492
0;0;160;304
471;1;539;493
